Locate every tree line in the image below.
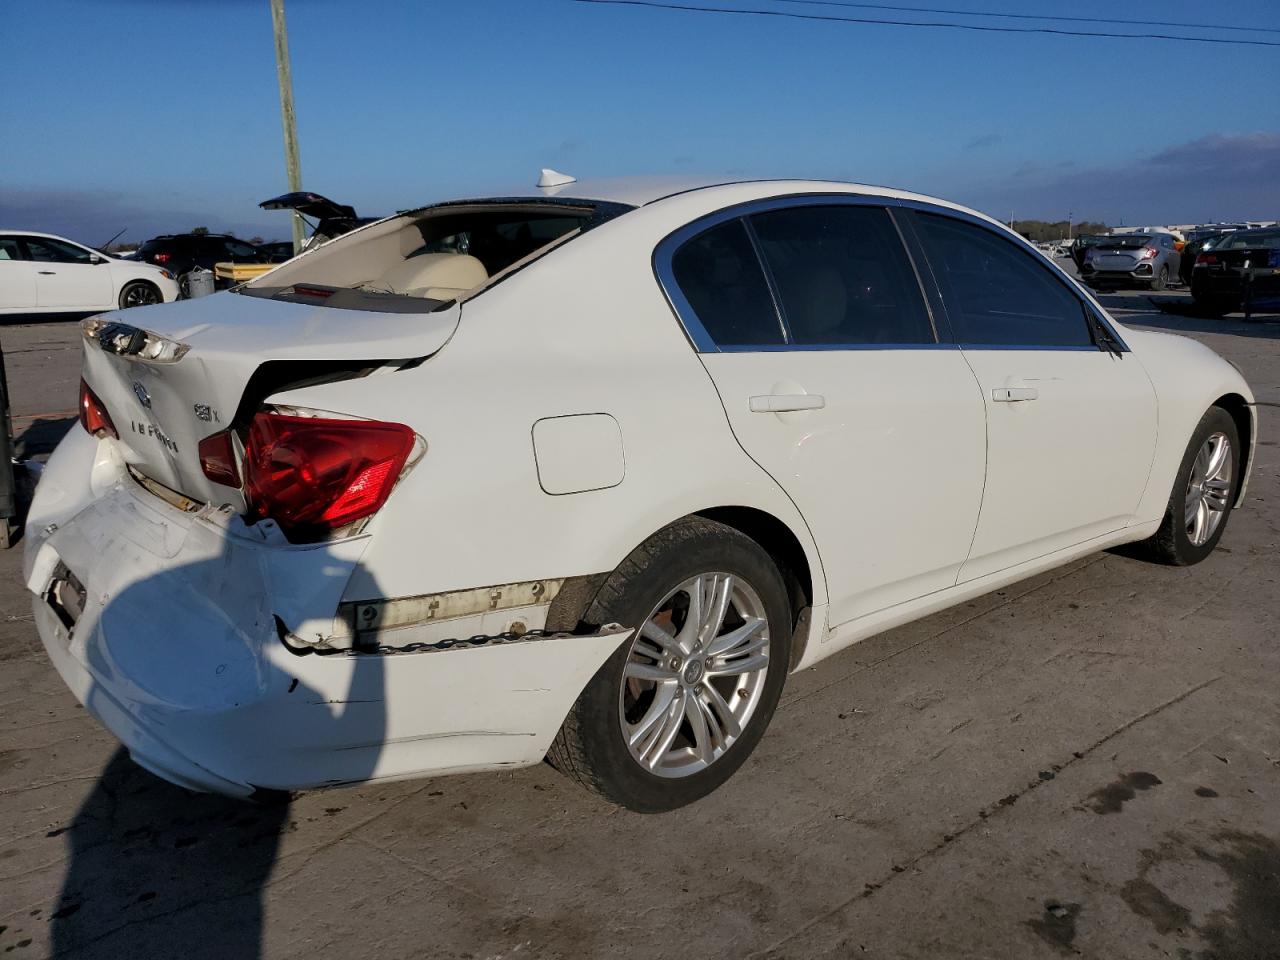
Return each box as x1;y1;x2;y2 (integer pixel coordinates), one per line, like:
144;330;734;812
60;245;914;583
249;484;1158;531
1013;219;1110;242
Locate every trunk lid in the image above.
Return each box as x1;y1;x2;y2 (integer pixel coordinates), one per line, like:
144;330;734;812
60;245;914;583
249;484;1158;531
81;291;456;507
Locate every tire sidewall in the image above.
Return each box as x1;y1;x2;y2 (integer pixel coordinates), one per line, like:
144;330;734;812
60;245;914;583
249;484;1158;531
575;523;793;812
1167;408;1240;563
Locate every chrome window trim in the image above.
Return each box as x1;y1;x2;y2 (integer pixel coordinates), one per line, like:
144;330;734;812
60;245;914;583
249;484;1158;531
653;192;941;354
894;199;1131;353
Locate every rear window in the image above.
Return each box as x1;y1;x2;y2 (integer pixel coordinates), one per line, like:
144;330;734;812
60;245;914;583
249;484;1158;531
1097;236;1153;249
239;200;629;312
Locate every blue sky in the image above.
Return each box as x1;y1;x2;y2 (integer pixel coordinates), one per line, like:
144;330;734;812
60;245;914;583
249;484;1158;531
2;0;1277;245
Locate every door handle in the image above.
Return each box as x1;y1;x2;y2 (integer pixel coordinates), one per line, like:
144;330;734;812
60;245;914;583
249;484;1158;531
749;394;826;413
38;270;56;275
991;386;1038;402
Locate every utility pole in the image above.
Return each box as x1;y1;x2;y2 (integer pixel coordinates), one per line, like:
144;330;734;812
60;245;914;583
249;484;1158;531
1067;210;1073;241
270;0;304;254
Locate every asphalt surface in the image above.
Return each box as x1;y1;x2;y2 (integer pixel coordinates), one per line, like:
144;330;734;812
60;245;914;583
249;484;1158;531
0;284;1277;960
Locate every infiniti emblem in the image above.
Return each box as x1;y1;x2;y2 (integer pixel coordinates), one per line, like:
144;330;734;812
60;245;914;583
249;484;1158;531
132;381;151;409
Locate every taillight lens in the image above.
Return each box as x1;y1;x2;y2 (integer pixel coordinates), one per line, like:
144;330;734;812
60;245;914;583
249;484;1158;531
1196;254;1218;265
1140;247;1158;259
243;413;416;539
153;252;171;264
198;430;241;487
78;379;117;439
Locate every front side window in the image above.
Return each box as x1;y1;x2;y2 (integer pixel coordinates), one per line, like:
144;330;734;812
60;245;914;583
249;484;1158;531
912;212;1093;347
670;219;783;347
748;205;933;345
25;236;93;264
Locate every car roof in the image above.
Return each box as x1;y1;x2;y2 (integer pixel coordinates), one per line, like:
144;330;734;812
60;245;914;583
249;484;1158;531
445;175;969;212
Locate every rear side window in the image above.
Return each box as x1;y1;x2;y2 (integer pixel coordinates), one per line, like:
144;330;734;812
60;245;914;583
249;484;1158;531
749;205;933;345
0;237;24;261
912;212;1092;347
670;219;783;346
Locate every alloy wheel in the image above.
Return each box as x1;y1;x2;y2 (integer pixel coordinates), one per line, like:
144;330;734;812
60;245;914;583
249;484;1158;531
619;573;771;778
123;284;160;308
1185;431;1232;546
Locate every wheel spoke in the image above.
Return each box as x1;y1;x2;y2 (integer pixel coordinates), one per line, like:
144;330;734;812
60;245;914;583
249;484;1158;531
1203;477;1231;510
697;574;733;649
1184;488;1201;526
640;619;680;654
675;576;704;653
641;690;687;768
628;682;677;750
1191;498;1209;544
684;690;715;764
701;682;742;740
624;661;677;683
706;616;766;657
706;653;769;679
1205;435;1229;480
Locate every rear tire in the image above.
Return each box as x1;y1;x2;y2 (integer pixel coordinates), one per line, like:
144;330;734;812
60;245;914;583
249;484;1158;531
118;280;162;309
548;517;792;812
1135;407;1240;565
1151;266;1168;291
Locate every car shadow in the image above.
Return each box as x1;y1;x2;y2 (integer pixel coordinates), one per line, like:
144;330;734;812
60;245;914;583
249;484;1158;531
45;517;388;958
1092;292;1280;339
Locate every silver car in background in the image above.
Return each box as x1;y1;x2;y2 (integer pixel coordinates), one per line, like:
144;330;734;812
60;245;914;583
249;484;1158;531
1080;233;1181;290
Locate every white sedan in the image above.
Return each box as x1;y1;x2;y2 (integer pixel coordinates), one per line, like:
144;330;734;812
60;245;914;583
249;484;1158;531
0;230;178;313
24;176;1254;812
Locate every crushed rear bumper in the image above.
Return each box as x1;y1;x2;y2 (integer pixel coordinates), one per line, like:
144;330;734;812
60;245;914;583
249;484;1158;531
25;430;629;796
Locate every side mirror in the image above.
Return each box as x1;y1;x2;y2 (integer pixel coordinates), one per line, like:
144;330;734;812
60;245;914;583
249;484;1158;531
89;254;105;265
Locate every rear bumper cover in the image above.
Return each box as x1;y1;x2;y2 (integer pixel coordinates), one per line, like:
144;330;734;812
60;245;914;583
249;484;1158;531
25;430;630;796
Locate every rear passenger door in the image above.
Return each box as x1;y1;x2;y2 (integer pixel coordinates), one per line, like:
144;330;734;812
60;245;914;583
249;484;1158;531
903;208;1158;582
658;198;988;628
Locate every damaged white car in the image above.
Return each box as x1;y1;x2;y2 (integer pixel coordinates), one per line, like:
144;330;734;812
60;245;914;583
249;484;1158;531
25;175;1255;812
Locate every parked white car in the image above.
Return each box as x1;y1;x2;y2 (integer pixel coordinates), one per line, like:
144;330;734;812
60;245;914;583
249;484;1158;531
0;231;178;313
24;177;1255;812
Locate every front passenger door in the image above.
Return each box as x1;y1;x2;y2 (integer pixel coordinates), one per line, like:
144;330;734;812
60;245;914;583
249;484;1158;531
25;236;112;309
905;209;1158;582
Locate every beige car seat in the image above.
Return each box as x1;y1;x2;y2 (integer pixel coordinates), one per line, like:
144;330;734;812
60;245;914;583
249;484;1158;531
376;252;488;300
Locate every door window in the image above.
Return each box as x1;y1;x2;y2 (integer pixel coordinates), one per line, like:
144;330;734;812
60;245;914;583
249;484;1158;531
0;237;24;261
912;212;1093;347
669;219;784;347
748;205;933;345
24;236;93;264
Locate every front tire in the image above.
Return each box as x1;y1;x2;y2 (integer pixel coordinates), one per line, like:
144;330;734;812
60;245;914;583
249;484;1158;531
548;518;792;812
118;280;162;309
1137;407;1240;565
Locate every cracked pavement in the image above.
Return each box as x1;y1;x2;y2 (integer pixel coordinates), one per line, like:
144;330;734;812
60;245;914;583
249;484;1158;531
0;291;1276;959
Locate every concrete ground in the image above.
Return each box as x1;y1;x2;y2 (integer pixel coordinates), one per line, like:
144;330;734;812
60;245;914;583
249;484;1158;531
0;289;1276;960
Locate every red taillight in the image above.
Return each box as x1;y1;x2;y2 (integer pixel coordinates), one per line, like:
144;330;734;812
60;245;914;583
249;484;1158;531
242;413;416;539
198;430;241;488
1196;254;1218;265
152;252;171;264
78;379;117;439
1140;247;1158;259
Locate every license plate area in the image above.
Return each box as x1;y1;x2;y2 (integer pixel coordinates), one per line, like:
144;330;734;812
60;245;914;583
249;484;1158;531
43;562;87;632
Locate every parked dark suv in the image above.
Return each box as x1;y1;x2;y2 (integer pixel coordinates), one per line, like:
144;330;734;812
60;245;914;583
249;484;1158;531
136;234;267;295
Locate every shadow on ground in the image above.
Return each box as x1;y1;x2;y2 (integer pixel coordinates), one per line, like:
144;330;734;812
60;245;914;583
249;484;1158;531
49;750;290;958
